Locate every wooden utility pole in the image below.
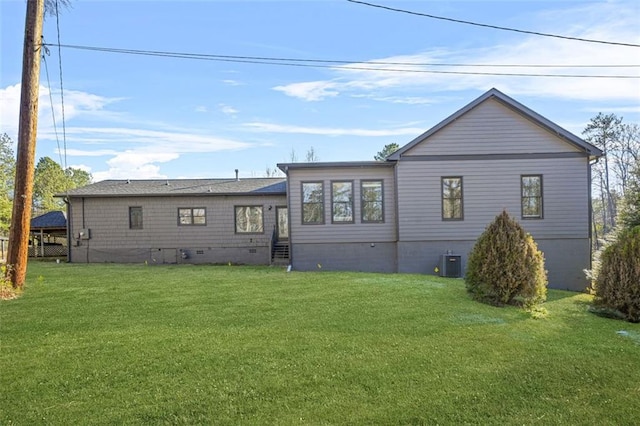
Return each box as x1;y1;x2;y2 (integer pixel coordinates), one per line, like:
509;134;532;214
7;0;45;289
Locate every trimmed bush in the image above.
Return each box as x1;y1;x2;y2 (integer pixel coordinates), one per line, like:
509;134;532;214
593;226;640;322
465;211;547;307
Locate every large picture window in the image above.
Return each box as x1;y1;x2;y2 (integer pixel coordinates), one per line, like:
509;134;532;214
361;180;384;223
522;175;543;219
302;182;324;224
332;181;354;223
235;206;264;233
442;177;463;220
178;208;206;225
129;206;143;229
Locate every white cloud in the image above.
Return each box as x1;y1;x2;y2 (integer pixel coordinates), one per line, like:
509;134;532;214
62;149;119;157
351;94;436;105
1;83;256;180
582;106;640;114
273;2;640;103
57;127;250;152
222;79;244;86
0;84;31;139
92;151;178;181
244;122;423;137
0;84;123;140
219;104;239;115
195;105;208;113
55;127;252;180
273;81;340;101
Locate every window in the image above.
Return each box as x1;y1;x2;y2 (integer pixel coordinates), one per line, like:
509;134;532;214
235;206;264;233
129;206;143;229
442;177;463;220
178;208;206;225
332;181;354;223
302;182;324;224
522;175;543;219
361;180;384;223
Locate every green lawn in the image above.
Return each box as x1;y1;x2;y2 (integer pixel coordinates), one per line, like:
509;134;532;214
1;262;639;425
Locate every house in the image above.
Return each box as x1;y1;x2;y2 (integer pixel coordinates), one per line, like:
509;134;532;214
62;89;602;291
63;177;287;265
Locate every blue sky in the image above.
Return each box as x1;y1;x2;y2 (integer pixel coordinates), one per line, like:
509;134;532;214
1;0;639;181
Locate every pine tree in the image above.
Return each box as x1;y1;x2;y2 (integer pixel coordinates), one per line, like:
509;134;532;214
618;162;640;230
466;211;547;307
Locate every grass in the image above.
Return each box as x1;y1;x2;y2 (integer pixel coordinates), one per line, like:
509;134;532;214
1;262;639;425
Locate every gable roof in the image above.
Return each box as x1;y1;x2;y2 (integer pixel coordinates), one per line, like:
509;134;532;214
387;88;603;161
30;210;67;229
62;178;287;198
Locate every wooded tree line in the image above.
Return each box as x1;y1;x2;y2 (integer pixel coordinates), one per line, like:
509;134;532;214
583;114;640;249
0;133;91;235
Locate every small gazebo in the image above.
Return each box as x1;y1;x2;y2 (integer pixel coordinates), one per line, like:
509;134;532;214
29;211;67;258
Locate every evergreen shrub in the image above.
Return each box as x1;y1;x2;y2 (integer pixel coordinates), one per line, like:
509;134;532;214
465;211;547;307
594;226;640;323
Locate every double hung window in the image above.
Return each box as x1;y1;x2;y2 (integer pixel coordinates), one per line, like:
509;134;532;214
129;207;143;229
442;177;463;220
331;181;354;223
521;175;543;219
302;182;324;224
361;180;384;222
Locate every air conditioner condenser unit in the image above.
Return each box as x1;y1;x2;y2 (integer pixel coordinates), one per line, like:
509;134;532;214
439;254;462;278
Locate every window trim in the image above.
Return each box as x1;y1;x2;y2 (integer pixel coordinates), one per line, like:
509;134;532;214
441;176;464;221
177;207;207;226
331;180;355;224
129;206;143;230
361;179;384;223
521;174;544;219
301;181;325;225
234;205;265;234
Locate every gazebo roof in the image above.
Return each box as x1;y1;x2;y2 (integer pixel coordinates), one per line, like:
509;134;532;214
30;210;67;230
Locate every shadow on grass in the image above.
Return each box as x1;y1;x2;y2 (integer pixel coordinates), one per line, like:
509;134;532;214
546;289;584;303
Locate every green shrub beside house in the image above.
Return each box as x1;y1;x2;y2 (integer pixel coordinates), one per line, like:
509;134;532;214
465;210;547;308
593;227;640;323
591;163;640;323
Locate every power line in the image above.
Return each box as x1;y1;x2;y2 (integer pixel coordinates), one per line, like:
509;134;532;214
54;0;67;171
347;0;640;48
45;43;640;79
41;44;65;169
48;43;640;68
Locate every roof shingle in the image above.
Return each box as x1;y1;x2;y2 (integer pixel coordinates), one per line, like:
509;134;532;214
31;210;67;229
61;178;286;198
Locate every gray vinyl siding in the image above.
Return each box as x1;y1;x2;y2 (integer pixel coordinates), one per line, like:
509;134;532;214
68;194;285;263
396;157;589;241
403;99;582;156
287;166;396;244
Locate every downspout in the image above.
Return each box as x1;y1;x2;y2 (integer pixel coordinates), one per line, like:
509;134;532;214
392;158;400;273
82;197;88;264
82;197;86;228
284;167;292;267
64;197;72;263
